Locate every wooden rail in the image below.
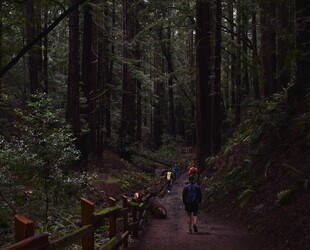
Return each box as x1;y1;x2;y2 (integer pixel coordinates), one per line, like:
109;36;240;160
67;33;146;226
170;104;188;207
1;175;169;250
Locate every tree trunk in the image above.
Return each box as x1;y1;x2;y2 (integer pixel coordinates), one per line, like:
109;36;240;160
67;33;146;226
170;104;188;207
80;3;93;169
97;0;109;157
0;1;2;93
234;0;241;125
252;10;260;100
67;0;80;140
228;0;236;107
43;6;48;93
166;25;176;138
105;0;116;139
196;0;212;170
213;0;222;155
120;0;136;157
277;0;290;89
242;11;250;96
25;0;39;94
260;1;277;97
295;0;310;95
135;44;142;141
89;0;98;155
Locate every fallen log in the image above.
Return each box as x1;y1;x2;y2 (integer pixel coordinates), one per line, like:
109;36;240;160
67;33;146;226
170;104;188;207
148;198;167;219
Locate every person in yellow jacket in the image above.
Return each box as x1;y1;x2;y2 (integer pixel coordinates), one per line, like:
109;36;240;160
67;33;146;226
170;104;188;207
166;170;172;193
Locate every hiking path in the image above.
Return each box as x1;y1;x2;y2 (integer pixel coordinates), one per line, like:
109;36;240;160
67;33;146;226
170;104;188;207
135;173;267;250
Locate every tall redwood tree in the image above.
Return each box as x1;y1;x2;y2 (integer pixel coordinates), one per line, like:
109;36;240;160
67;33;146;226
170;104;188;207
196;0;212;171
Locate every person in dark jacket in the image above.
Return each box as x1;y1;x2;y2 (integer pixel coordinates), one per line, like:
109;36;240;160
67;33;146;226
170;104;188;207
182;174;202;233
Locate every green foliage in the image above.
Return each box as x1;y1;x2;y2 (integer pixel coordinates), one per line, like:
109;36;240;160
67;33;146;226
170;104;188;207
224;92;289;155
236;186;254;209
294;112;310;139
204;92;295;213
276;189;295;207
0;93;82;222
156;134;183;164
225;158;255;188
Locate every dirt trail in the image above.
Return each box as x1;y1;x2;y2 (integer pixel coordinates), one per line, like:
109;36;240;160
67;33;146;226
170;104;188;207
136;173;267;250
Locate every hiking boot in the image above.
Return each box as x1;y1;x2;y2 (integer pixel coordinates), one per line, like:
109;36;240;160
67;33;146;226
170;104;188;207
193;225;198;233
187;229;192;234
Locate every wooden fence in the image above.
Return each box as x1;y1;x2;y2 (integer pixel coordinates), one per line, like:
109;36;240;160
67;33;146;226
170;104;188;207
0;175;168;250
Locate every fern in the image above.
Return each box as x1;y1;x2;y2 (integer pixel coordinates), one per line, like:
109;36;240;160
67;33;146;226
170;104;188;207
236;186;254;208
276;189;295;207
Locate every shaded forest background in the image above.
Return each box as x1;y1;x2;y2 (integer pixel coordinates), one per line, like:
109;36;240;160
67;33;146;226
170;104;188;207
0;0;309;249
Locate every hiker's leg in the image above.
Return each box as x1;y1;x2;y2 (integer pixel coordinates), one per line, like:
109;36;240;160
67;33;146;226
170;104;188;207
192;211;198;232
187;212;192;229
193;215;197;225
193;211;198;225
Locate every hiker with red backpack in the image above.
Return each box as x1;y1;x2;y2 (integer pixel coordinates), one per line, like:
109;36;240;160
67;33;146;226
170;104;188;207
188;164;200;184
188;164;198;176
182;174;202;234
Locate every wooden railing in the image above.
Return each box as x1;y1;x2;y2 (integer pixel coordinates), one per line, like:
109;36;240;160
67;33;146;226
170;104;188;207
0;175;169;250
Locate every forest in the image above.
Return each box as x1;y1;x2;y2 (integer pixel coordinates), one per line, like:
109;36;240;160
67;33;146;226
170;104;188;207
0;0;309;249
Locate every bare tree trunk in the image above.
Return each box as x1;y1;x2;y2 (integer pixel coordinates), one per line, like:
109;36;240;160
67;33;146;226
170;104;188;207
234;0;241;125
67;0;80;139
228;0;236;107
136;45;142;141
120;0;135;157
0;2;2;94
294;0;310;96
153;51;163;148
213;0;222;155
242;11;250;96
166;25;176;138
189;31;196;146
260;1;277;97
89;0;98;155
80;3;93;169
196;0;212;170
25;0;39;94
97;0;108;157
105;0;115;139
252;10;260;100
43;6;48;93
277;0;290;89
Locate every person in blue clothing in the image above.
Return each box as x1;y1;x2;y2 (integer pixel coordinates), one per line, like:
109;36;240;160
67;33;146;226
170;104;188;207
172;163;180;181
182;174;202;234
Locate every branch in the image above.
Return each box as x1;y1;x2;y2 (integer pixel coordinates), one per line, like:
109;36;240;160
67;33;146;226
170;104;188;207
0;0;89;78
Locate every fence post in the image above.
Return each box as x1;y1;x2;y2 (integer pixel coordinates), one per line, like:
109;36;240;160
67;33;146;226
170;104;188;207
132;204;138;238
81;198;94;250
14;214;34;242
122;195;129;232
108;197;117;239
122;195;129;248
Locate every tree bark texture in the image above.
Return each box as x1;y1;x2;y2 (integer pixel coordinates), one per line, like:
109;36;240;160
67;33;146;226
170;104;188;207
196;0;212;170
295;0;310;94
67;0;80;139
26;0;39;94
213;0;222;155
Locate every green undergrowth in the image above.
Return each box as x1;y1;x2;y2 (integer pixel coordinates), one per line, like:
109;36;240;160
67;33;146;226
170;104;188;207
204;91;310;248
